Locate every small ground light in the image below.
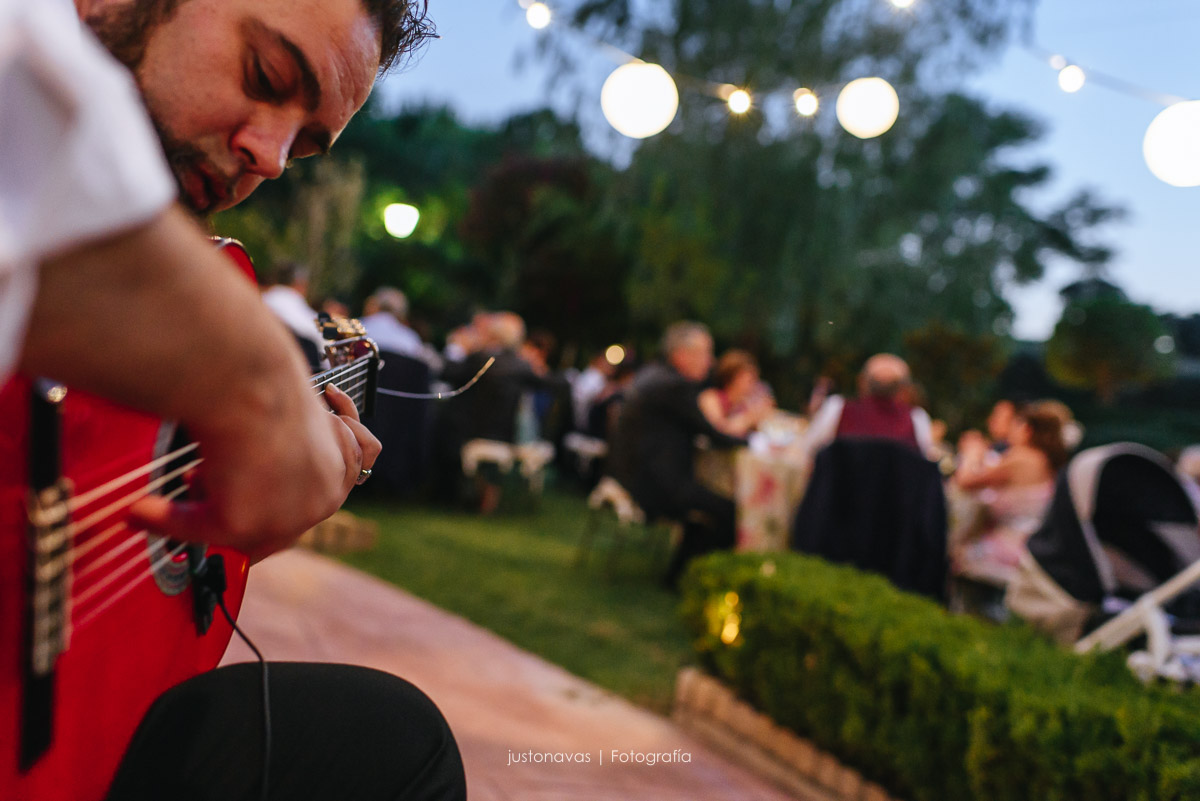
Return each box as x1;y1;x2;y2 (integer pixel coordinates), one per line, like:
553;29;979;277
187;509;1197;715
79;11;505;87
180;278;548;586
604;344;626;365
525;2;551;29
1058;64;1086;93
793;88;818;117
383;203;419;239
890;0;915;8
728;89;752;114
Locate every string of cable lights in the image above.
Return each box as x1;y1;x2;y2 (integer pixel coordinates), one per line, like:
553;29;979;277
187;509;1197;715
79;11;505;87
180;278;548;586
514;0;1200;187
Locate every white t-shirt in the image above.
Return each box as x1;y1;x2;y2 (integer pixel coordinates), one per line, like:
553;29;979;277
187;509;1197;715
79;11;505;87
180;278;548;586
0;0;175;380
360;312;423;356
261;285;326;354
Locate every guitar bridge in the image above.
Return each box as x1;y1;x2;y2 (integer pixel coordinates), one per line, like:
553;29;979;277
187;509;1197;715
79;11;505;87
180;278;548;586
27;480;73;676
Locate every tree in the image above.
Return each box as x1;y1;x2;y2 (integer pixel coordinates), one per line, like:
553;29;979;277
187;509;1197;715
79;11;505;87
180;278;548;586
1045;296;1175;405
458;156;632;350
544;0;1120;400
904;322;1007;433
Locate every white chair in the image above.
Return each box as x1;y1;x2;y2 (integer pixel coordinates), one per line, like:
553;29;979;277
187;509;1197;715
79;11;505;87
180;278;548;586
460;439;556;505
576;477;677;576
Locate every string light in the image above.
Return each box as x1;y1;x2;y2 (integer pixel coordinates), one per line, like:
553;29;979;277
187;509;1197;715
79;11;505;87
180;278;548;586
727;88;752;114
525;2;551;30
793;88;819;117
519;0;1198;186
1057;64;1086;94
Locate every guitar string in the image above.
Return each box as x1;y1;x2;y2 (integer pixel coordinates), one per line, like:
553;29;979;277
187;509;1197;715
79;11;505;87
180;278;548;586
69;485;191;586
71;531;159;611
71;540;189;634
60;373;360;547
66;443;200;514
49;356;381;633
59;368;365;608
59;362;371;524
65;358;369;513
69;489;190;604
68;457;203;536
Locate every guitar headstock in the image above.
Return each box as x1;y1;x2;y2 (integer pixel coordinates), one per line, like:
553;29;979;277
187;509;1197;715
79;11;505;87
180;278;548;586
316;312;378;368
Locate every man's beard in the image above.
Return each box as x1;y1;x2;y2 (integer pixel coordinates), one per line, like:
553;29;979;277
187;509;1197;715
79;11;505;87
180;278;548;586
86;0;213;216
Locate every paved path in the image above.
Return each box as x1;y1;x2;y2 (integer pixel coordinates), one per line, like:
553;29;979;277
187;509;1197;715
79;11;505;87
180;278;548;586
222;549;794;801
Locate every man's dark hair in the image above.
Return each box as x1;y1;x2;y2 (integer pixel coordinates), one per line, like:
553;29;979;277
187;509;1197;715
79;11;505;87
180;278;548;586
89;0;436;75
368;0;436;74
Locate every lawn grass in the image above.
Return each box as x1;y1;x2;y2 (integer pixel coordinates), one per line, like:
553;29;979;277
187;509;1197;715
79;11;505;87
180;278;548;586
341;490;692;713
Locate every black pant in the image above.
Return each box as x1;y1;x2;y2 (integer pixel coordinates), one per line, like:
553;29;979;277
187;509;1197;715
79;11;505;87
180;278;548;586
659;481;737;587
106;662;466;801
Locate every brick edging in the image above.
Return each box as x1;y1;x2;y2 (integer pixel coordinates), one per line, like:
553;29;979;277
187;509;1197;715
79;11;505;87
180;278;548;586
672;667;902;801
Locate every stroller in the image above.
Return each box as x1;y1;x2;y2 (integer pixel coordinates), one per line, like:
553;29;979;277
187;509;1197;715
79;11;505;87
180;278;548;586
1005;443;1200;680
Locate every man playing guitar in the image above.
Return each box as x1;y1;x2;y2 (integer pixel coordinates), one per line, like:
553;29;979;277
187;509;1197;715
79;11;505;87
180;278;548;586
2;0;465;798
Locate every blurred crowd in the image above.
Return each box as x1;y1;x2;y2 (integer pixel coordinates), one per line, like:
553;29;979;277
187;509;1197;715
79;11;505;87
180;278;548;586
259;266;1200;610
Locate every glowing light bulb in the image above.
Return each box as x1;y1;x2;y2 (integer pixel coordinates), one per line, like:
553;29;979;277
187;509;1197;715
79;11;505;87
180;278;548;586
1058;65;1086;93
525;2;551;29
383;203;419;238
727;89;752;114
605;344;626;365
793;88;818;117
890;0;915;8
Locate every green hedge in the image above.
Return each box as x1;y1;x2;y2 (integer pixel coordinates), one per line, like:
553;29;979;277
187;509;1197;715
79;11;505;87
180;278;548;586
680;552;1200;801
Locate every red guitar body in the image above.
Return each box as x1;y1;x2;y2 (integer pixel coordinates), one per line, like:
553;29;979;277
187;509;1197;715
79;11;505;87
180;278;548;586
0;380;247;801
0;239;256;800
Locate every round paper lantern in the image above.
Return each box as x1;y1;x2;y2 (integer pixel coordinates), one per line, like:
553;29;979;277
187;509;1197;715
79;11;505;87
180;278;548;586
835;77;899;139
1143;101;1200;187
600;62;679;139
525;2;551;29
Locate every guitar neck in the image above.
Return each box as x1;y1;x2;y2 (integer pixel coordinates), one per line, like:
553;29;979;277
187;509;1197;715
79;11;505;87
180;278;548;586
310;352;378;420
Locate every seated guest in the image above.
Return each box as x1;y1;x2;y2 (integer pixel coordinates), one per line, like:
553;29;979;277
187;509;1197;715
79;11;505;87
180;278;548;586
586;360;638;442
443;312;560;511
361;286;442;370
260;261;325;372
698;349;775;437
951;402;1069;585
572;351;617;431
607;321;746;587
804;353;935;457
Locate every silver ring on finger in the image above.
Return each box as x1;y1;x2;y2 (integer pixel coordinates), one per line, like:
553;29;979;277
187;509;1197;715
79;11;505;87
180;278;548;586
355;467;373;485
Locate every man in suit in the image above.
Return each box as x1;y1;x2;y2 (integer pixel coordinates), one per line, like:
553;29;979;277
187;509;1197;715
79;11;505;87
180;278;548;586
608;321;746;587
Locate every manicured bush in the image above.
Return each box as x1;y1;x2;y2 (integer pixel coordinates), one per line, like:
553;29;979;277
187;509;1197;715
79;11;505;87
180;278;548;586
680;552;1200;801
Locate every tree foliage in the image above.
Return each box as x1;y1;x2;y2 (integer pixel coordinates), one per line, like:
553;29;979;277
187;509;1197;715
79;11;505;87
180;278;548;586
904;322;1007;432
1046;296;1175;405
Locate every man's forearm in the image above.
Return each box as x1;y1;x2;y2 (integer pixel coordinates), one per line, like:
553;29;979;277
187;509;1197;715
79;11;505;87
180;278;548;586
18;206;312;435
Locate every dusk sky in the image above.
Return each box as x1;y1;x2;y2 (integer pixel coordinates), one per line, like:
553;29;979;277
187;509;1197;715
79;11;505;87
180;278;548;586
378;1;1200;341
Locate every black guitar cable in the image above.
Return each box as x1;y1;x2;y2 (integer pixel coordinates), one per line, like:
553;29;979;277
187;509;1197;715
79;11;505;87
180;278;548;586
216;597;272;801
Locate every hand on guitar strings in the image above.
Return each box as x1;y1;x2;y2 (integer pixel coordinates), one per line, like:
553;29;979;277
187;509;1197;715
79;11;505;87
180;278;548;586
126;376;381;563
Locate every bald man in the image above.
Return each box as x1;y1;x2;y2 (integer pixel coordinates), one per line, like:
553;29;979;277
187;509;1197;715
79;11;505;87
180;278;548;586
804;353;935;457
